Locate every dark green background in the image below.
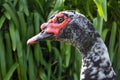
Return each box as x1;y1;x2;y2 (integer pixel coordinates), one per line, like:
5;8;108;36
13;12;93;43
0;0;120;80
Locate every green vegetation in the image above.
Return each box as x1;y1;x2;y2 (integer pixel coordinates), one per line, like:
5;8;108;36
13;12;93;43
0;0;120;80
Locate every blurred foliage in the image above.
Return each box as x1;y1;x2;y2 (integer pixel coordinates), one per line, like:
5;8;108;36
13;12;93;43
0;0;120;80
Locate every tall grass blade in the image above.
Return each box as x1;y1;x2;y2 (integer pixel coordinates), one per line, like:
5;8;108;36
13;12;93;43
53;47;62;80
0;32;6;79
33;44;40;66
3;3;20;29
93;16;103;35
18;12;27;44
109;22;117;62
9;21;16;51
4;11;11;20
39;69;47;80
54;0;63;10
102;29;109;41
5;32;13;69
28;51;36;80
0;15;6;29
34;12;40;34
3;62;19;80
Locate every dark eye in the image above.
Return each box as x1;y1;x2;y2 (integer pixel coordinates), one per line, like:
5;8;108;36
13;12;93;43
57;17;64;23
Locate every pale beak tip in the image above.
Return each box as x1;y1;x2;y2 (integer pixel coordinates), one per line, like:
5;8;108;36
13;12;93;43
27;39;32;45
27;38;36;45
27;40;30;44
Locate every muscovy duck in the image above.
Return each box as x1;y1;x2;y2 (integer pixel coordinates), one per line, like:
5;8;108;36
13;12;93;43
27;10;117;80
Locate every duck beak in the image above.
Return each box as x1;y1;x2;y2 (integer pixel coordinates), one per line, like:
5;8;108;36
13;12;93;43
27;31;54;44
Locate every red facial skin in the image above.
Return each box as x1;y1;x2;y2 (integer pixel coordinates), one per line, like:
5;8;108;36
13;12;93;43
27;13;71;44
40;13;71;37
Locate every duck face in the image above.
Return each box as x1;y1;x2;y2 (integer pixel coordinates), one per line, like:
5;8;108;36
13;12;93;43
27;10;97;46
27;11;72;44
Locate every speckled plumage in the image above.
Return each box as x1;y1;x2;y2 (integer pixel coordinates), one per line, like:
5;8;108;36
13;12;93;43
58;11;117;80
81;38;117;80
27;10;118;80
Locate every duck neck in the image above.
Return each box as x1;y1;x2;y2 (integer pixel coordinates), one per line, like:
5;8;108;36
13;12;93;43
79;38;117;80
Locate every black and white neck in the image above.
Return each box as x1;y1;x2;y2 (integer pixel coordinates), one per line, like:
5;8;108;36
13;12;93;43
80;37;117;80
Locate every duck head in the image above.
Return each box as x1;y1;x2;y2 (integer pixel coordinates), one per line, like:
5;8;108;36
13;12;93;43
27;10;100;53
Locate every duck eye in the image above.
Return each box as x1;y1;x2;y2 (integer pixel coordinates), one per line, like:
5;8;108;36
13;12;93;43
57;17;64;23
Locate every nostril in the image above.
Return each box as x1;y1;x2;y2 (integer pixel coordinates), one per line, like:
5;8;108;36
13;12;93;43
41;30;44;33
41;23;47;30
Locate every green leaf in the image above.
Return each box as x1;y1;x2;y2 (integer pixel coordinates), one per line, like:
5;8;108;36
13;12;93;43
4;11;11;20
9;21;16;51
116;30;120;74
19;0;29;16
109;22;117;62
101;28;109;41
39;69;47;80
16;30;23;58
54;0;63;10
0;15;6;29
94;0;107;21
33;44;40;66
65;44;71;67
3;3;20;28
28;51;36;80
93;16;103;35
46;40;52;52
73;73;78;80
0;32;6;78
52;47;62;80
47;63;51;80
3;62;19;80
5;32;13;68
17;12;27;44
47;10;58;20
34;12;40;34
15;29;27;80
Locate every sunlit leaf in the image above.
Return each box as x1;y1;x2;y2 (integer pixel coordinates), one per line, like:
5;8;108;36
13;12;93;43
94;0;107;21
